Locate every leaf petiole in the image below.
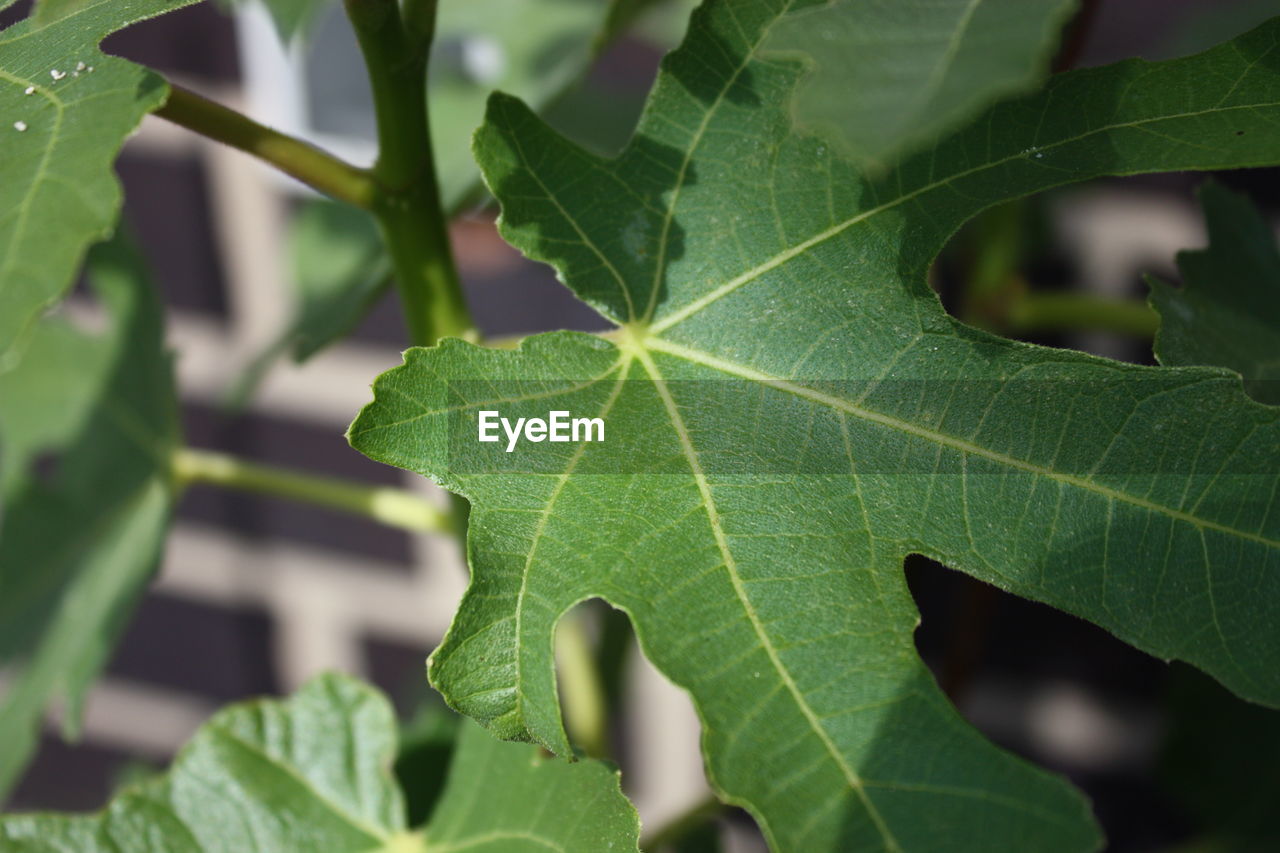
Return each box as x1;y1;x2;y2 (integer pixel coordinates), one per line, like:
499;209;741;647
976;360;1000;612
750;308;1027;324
556;611;610;759
1006;291;1159;338
154;84;377;210
171;447;454;535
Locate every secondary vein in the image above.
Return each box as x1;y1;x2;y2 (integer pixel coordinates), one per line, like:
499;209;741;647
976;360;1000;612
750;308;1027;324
647;100;1280;335
644;334;1280;551
507;361;632;750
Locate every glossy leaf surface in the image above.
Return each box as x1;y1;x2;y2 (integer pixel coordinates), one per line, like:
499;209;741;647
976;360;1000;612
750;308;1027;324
351;5;1280;850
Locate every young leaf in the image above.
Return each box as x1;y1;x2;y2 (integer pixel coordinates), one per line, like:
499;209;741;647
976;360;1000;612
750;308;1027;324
1148;180;1280;405
226;200;390;408
763;0;1077;166
0;673;642;853
0;233;180;798
283;201;390;361
0;0;199;357
351;3;1280;849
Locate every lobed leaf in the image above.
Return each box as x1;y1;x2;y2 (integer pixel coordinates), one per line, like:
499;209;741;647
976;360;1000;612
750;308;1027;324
1149;180;1280;405
0;0;199;358
351;3;1280;850
0;673;642;853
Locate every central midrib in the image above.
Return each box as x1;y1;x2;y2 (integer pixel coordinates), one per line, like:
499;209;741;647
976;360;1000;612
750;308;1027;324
634;345;905;852
207;721;392;844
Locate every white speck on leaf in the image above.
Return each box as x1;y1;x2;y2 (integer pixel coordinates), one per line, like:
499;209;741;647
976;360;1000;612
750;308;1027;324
24;86;34;95
621;210;650;261
14;121;27;132
76;61;87;72
50;69;66;81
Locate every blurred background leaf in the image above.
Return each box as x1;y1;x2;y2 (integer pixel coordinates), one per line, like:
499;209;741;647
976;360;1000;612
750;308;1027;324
1148;180;1280;405
763;0;1077;167
226;200;389;408
0;232;180;799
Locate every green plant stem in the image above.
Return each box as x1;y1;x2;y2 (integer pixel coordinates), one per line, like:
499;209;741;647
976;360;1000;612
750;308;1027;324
155;85;376;210
1007;292;1159;338
172;447;454;535
640;794;726;850
400;0;438;45
344;0;472;346
960;201;1025;327
556;612;610;759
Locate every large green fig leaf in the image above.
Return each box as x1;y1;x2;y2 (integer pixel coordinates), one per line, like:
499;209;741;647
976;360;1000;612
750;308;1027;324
350;3;1280;850
0;673;642;853
0;0;199;358
1149;180;1280;405
764;0;1077;167
0;233;180;798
